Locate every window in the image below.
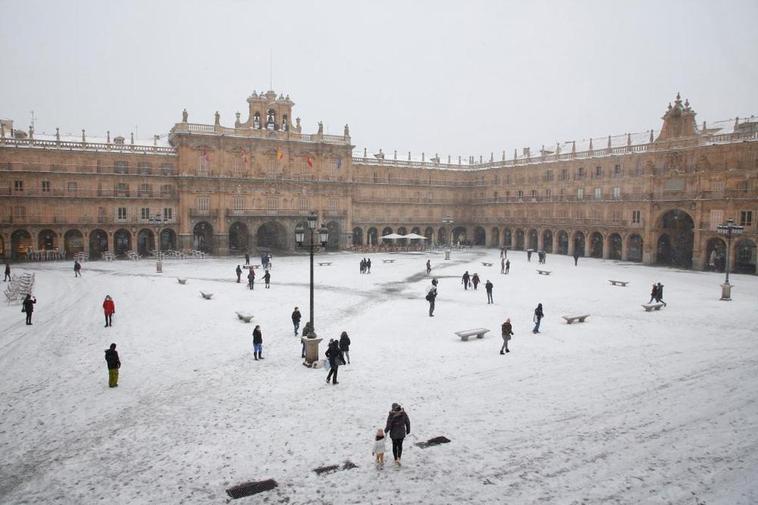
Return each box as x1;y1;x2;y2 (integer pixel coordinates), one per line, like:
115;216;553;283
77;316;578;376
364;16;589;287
197;196;209;211
709;210;724;231
41;181;50;192
577;188;584;200
114;160;128;174
611;209;622;222
163;208;173;221
139;183;152;197
329;199;338;210
614;164;622;177
299;198;309;210
594;188;602;200
712;181;725;192
740;210;753;227
632;210;641;224
138;162;152;175
14;180;23;192
612;187;621;200
14;206;26;218
160;184;174;197
545;188;551;199
576;167;585;179
530;189;537;200
160;163;175;176
117;207;127;221
517;190;524;199
594;166;602;178
560;169;568;181
67;182;78;193
98;207;106;223
233;196;244;210
115;183;129;196
544;170;554;182
267;197;278;210
140;208;151;220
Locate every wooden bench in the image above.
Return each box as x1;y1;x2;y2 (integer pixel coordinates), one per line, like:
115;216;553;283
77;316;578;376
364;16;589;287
318;262;332;266
641;303;664;312
536;270;552;275
481;262;493;267
200;291;213;300
177;278;187;285
455;328;490;341
382;259;395;263
562;314;590;324
235;312;254;323
609;280;629;287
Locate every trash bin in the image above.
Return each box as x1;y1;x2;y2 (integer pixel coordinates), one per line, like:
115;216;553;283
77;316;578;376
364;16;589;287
156;260;163;273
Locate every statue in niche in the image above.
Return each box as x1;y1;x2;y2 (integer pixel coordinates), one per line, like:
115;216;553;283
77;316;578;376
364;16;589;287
317;121;323;135
182;109;188;122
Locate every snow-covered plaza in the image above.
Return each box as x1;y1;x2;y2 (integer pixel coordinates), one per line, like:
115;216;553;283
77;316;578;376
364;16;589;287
1;249;757;505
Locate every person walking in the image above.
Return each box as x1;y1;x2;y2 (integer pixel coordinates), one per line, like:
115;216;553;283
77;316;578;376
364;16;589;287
426;259;431;275
4;262;10;282
500;318;513;354
22;294;36;325
366;258;371;273
325;339;344;385
252;325;264;360
360;258;366;274
247;268;255;290
263;270;271;288
245;253;250;265
426;279;438;317
533;303;544;334
527;250;533;262
573;253;579;266
472;273;480;290
74;260;82;277
373;428;386;469
500;257;505;274
505;259;510;274
102;295;115;327
485;280;494;304
462;271;470;290
648;283;658;304
236;265;242;283
656;282;667;306
292;307;302;336
385;403;411;465
339;331;351;364
104;343;120;388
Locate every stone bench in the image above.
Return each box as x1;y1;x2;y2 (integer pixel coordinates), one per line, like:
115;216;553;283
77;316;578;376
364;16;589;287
455;328;490;341
235;312;254;323
382;259;395;263
536;270;552;275
562;314;590;324
609;280;629;287
177;278;187;285
481;262;493;267
200;291;213;300
318;262;332;266
641;303;664;312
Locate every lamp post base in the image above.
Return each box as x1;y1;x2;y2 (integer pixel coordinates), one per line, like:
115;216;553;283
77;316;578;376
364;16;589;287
720;282;732;301
301;335;323;366
444;249;451;260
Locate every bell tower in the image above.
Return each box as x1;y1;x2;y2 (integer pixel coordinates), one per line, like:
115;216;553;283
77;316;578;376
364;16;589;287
240;90;299;132
656;93;698;141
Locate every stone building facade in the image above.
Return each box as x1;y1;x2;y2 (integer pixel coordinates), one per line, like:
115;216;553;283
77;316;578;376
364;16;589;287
1;91;756;273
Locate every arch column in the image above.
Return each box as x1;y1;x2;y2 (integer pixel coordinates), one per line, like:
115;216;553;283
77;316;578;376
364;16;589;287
621;235;628;261
692;228;705;270
603;233;610;259
584;232;591;257
537;231;544;251
567;233;575;257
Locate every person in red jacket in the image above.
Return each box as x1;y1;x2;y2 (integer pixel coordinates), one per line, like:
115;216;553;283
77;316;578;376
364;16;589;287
103;295;115;327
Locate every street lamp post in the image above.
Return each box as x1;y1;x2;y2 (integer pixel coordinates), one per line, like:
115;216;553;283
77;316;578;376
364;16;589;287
295;212;329;365
716;218;744;301
442;216;454;260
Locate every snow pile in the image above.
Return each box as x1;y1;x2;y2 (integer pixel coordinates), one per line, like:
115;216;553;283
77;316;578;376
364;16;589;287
1;250;757;504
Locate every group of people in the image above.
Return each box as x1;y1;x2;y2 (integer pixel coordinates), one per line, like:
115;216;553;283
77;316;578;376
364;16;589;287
373;402;411;468
359;257;372;274
500;258;510;274
526;250;548;264
648;282;667;306
324;332;351;384
461;271;481;290
236;265;269;289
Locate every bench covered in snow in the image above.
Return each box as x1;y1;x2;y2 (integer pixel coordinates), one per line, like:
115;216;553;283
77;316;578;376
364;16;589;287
455;328;490;341
177;278;187;285
562;314;590;324
608;280;629;287
235;312;253;323
536;269;552;276
318;262;332;266
481;262;493;267
382;259;395;263
200;291;213;300
641;303;664;312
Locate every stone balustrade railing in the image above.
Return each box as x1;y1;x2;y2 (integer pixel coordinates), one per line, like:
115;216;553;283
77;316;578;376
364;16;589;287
172;123;350;146
0;136;176;154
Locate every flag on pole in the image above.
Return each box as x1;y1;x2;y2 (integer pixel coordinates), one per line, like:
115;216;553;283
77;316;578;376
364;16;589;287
276;148;283;160
306;156;313;168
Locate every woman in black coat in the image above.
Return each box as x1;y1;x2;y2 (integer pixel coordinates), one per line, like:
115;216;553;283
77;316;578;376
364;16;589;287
22;294;36;325
338;331;351;364
385;403;411;465
325;339;343;385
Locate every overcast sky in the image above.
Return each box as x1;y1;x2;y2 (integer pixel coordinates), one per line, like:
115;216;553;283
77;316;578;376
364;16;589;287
1;0;756;158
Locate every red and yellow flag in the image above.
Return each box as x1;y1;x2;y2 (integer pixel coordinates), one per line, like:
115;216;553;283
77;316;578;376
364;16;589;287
276;148;283;160
306;156;313;168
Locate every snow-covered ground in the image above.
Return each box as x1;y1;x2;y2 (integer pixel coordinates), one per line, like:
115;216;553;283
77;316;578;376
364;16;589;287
1;249;757;505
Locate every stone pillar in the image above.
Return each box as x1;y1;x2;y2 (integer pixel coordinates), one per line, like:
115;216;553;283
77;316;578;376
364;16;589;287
178;234;193;251
82;231;90;258
603;234;611;259
537;230;544;251
584;232;591;257
301;336;323;366
567;233;575;257
621;235;628;261
215;233;229;256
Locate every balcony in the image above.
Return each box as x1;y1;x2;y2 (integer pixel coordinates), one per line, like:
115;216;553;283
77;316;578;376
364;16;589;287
189;209;219;218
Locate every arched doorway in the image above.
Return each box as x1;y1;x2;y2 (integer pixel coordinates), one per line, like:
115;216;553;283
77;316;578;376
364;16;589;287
256;221;287;251
114;229;132;256
573;231;586;256
705;237;726;272
542;230;553;253
367;227;378;246
160;229;177;251
64;229;84;257
424;227;434;244
452;226;467;245
137;229;155;256
515;229;524;250
609;233;622;260
381;227;393;244
627;234;643;262
193;222;213;253
590;232;604;258
528;229;538;250
397;226;408;246
503;229;512;248
11;229;32;260
656;209;694;267
437;227;447;246
38;229;57;250
473;226;486;246
89;229;109;259
228;222;250;254
411;226;421;236
735;239;756;274
326;221;341;250
352;227;364;246
557;230;569;255
490;227;500;247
